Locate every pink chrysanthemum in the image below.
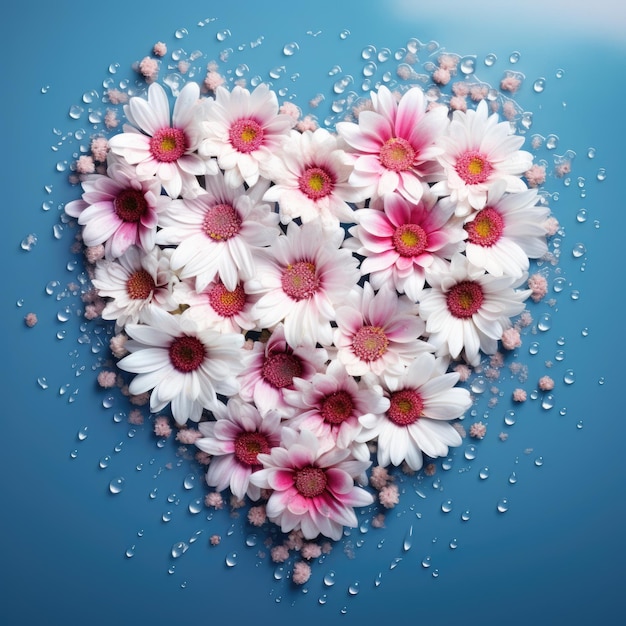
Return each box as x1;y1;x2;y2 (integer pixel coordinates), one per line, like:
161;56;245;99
64;156;169;259
250;220;360;348
334;282;431;377
262;128;367;227
431;99;533;217
155;174;279;293
336;85;448;204
249;428;374;540
117;306;244;425
108;81;210;199
282;359;389;461
237;324;328;416
418;253;531;366
195;397;283;501
196;83;295;188
357;353;470;470
347;189;465;300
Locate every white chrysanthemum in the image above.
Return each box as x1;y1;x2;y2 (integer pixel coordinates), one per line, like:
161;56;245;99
431;100;533;217
262;128;367;227
196;83;295;188
108;82;210;199
155;173;279;293
418;252;531;365
462;181;550;278
91;245;177;329
250;220;360;348
356;353;471;471
117;306;244;425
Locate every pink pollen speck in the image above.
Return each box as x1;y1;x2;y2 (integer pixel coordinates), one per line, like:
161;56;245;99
176;428;202;444
153;41;167;57
24;312;38;327
205;492;224;509
528;273;548;302
271;545;290;563
153;416;172;438
209;534;221;546
295;115;319;132
544;216;560;236
109;333;129;358
247;505;267;527
502;327;522;350
524;164;547;187
432;68;451;85
97;370;117;388
204;70;225;91
292;561;311;585
138;56;159;82
449;95;468;111
538;375;555;391
106;89;128;104
554;160;571;178
75;155;95;174
454;363;472;382
378;484;400;509
500;74;522;92
513;388;527;402
128;409;144;425
369;465;392;490
104;109;119;129
300;542;322;560
423;463;436;477
469;421;487;439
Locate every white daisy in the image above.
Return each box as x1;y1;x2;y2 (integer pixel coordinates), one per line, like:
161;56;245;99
117;306;244;425
108;81;210;199
431;99;533;217
196;83;295;188
418;252;531;366
155;173;279;293
357;353;471;470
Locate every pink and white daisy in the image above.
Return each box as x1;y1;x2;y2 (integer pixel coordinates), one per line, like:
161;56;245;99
348;189;466;300
430;99;533;217
418;252;531;366
250;220;360;348
356;352;471;471
333;282;432;378
237;324;327;416
64;156;169;259
172;277;261;335
336;85;448;204
196;83;295;188
155;173;279;293
195;397;283;501
108;81;210;199
91;245;178;329
282;359;390;461
462;181;550;278
262;128;367;227
249;428;374;540
116;306;245;425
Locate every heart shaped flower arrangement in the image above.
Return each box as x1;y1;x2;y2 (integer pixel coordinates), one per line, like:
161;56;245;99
61;43;558;583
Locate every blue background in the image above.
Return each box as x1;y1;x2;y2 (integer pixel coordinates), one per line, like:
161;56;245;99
3;2;625;625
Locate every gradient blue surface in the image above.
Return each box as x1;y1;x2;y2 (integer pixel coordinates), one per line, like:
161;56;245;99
3;2;625;625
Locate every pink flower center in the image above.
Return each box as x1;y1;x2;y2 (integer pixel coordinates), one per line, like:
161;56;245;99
126;269;156;300
262;352;303;388
149;127;188;163
293;466;328;498
234;431;271;467
352;325;389;362
208;282;246;318
320;390;354;425
446;280;485;318
379;137;416;172
281;261;320;301
465;207;504;247
114;189;149;223
228;118;264;153
392;223;428;257
387;389;424;426
202;203;242;241
298;166;335;200
168;335;207;373
455;150;493;185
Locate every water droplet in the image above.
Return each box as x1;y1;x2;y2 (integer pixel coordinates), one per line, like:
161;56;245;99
449;538;458;549
149;488;158;500
109;477;125;494
541;394;554;410
68;104;84;120
459;57;476;74
532;78;546;93
77;426;89;441
554;350;565;362
282;41;299;56
570;290;580;301
508;471;518;485
509;51;521;63
545;134;558;150
497;498;509;513
361;45;376;60
363;61;377;77
225;552;237;567
504;410;516;426
528;341;540;355
576;420;584;430
171;541;189;559
20;233;38;251
479;467;490;480
537;313;552;332
470;376;487;394
318;594;327;605
572;242;586;258
598;376;605;385
534;456;544;467
37;377;49;390
576;209;587;223
323;571;336;586
174;28;188;39
69;449;78;459
587;147;596;159
562;369;576;385
484;53;497;66
461;510;471;522
339;29;351;40
596;168;607;181
389;557;402;570
464;445;476;461
421;556;432;568
125;545;135;558
99;455;111;469
403;525;413;551
556;68;565;79
348;582;360;595
377;48;391;62
441;499;453;513
183;474;196;490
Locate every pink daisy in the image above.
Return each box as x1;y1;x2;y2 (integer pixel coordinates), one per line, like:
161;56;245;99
116;306;244;425
462;181;550;278
108;81;210;199
196;83;295;188
249;428;374;540
418;252;531;366
333;282;432;378
237;324;328;416
262;128;367;227
282;359;390;461
64;156;168;259
250;220;360;348
348;189;466;300
155;174;279;293
431;99;533;217
195;397;284;501
356;353;471;471
336;85;448;204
